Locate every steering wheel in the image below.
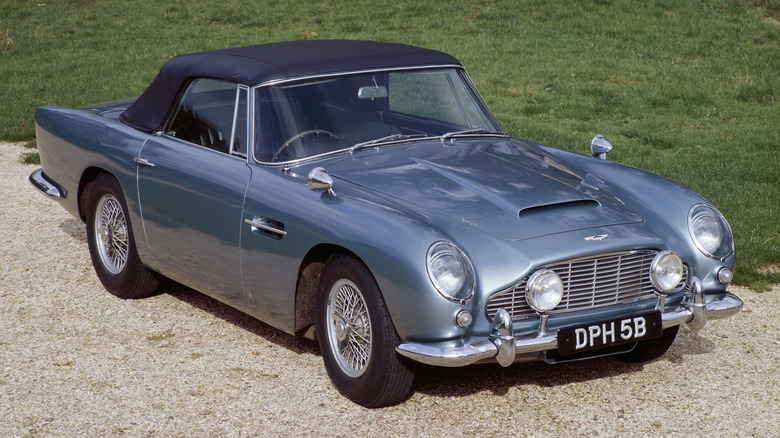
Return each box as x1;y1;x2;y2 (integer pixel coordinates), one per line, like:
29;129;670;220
272;129;339;161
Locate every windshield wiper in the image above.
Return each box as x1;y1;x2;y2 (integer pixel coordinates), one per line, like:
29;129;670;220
440;128;508;142
349;134;428;154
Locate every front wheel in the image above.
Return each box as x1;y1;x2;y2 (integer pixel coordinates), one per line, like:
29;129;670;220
315;255;415;408
85;174;159;299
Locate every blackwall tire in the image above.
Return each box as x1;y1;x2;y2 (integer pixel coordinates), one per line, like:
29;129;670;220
618;325;679;363
85;174;159;299
315;255;415;408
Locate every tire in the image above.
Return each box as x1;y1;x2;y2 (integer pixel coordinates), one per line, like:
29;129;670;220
85;174;159;299
315;255;415;408
618;325;679;363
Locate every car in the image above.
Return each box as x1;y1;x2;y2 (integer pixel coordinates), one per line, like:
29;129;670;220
30;40;742;408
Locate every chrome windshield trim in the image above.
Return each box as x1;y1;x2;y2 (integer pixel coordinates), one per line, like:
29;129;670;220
253;64;466;89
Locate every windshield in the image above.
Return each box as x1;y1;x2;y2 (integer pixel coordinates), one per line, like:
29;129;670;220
254;68;501;162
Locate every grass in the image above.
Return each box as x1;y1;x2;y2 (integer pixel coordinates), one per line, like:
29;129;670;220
1;0;778;288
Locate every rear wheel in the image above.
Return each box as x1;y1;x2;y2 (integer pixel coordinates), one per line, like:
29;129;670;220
618;325;679;363
315;255;415;408
86;174;159;299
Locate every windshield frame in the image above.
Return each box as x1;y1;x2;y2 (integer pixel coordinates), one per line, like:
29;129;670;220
250;65;503;166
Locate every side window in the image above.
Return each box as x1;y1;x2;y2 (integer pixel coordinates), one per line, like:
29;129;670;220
166;78;238;154
232;86;248;157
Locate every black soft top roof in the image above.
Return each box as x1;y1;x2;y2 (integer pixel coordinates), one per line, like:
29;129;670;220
120;40;461;132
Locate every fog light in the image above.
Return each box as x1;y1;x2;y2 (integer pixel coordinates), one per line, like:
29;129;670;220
717;267;733;284
456;309;473;328
650;251;684;293
525;269;564;313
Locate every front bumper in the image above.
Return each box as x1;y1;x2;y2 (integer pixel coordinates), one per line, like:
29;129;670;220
396;277;743;367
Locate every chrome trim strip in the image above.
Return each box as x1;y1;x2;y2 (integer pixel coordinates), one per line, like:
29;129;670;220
29;169;66;199
396;282;742;367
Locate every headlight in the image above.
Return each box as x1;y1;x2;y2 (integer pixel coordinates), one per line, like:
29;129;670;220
688;204;734;259
426;242;474;303
525;269;564;313
650;251;684;293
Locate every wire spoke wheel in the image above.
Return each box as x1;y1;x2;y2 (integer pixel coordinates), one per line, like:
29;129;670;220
326;279;372;378
94;193;129;275
316;255;415;407
85;174;159;299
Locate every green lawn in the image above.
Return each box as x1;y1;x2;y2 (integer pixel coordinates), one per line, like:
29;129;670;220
1;0;778;288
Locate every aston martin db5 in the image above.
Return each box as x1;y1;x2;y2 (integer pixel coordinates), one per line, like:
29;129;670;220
30;40;742;407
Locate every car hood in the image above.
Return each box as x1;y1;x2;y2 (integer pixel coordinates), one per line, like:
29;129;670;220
326;138;644;241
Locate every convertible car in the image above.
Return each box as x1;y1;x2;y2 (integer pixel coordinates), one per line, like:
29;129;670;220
30;40;742;408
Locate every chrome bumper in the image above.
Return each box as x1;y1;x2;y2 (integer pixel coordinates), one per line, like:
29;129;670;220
396;277;742;367
29;169;66;198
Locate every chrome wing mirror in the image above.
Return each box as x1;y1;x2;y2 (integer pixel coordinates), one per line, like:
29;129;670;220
590;134;613;160
307;167;336;196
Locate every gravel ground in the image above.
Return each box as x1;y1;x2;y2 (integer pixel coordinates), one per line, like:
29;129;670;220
1;140;778;437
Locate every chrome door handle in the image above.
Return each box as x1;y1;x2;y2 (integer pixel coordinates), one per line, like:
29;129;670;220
245;217;287;236
134;157;156;167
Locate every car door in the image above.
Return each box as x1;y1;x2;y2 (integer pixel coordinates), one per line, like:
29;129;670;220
239;166;330;333
136;79;251;303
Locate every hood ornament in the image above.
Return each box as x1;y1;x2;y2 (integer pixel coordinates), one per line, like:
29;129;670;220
584;234;608;241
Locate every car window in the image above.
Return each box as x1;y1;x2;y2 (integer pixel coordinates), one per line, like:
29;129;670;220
166;78;240;154
253;68;500;163
388;70;493;128
232;86;249;157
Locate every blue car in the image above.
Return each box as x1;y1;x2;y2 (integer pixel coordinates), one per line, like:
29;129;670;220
30;40;742;407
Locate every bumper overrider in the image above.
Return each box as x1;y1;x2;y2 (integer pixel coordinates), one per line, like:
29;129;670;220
29;169;66;199
396;277;742;367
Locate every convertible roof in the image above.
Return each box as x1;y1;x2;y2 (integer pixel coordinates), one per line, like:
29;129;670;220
120;40;461;132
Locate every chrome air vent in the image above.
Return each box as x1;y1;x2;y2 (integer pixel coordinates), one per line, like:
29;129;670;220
486;250;688;321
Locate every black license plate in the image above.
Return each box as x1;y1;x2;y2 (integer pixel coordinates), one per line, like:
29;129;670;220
557;312;662;356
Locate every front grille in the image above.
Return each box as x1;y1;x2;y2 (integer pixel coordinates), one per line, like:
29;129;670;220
486;250;688;321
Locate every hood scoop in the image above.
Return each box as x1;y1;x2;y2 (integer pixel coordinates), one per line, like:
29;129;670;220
519;199;600;217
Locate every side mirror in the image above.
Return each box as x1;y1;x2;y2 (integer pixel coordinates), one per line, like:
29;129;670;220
590;134;613;160
307;167;336;196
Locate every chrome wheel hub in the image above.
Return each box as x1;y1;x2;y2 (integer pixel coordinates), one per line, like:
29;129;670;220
94;194;129;275
333;315;349;343
98;225;111;243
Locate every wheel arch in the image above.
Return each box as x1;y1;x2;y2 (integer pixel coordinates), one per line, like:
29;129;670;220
294;243;364;335
77;167;115;221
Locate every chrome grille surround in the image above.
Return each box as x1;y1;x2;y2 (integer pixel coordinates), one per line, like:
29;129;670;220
486;250;689;321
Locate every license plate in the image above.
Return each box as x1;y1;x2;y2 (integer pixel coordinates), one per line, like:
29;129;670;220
557;312;662;356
